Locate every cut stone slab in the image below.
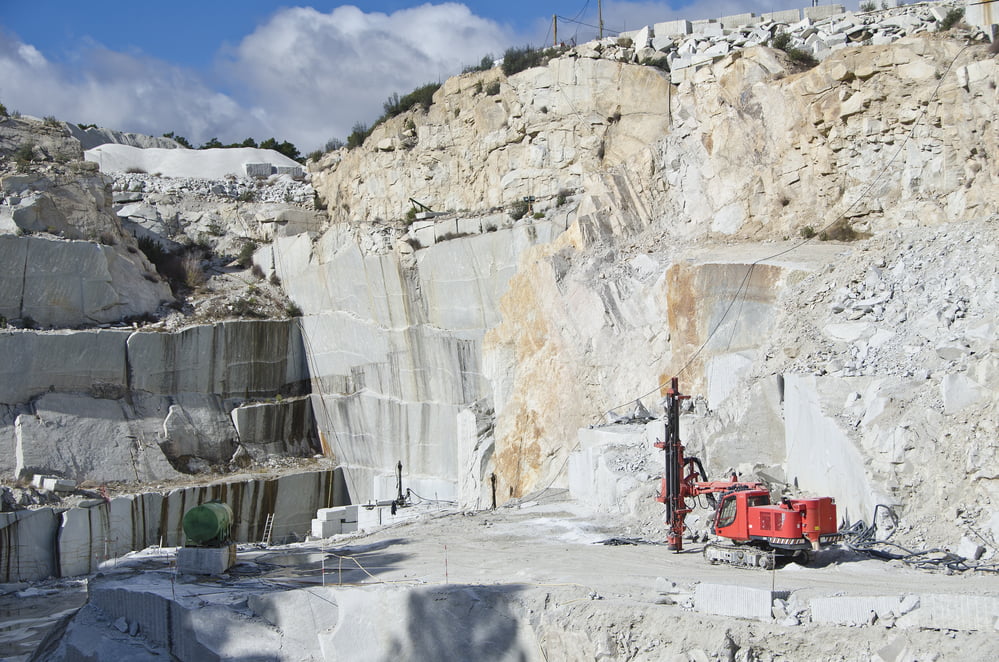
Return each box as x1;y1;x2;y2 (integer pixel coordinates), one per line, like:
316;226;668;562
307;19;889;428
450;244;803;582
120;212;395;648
15;392;181;483
957;536;985;561
127;319;308;398
230;396;318;459
895;594;999;631
176;543;237;575
693;583;789;621
0;328;130;405
654;20;692;36
810;595;903;626
0;508;58;582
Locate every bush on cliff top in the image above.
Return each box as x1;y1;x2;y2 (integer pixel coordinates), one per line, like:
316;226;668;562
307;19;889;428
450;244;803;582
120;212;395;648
501;45;564;77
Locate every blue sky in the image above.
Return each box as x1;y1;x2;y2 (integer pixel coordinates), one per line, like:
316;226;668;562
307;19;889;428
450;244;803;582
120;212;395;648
0;1;814;151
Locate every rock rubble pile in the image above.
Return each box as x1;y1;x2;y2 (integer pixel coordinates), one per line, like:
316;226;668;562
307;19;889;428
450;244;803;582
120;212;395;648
109;170;315;206
584;0;983;82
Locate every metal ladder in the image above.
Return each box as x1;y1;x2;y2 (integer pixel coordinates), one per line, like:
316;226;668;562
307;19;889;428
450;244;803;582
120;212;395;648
261;513;275;546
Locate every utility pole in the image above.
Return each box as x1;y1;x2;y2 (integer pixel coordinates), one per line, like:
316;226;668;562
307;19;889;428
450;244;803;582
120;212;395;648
553;14;557;46
598;0;604;39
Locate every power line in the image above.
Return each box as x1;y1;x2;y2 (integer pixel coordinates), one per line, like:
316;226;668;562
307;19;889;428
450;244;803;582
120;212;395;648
555;14;622;36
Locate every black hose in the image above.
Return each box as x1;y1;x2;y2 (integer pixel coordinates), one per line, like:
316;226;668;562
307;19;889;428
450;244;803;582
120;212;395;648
843;504;997;573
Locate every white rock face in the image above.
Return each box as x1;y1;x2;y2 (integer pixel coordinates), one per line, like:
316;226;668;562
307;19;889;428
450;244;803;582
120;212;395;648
127;320;309;398
86;144;303;179
15;392;182;483
312;57;671;225
1;319;314;484
269;220;559;503
0;508;58;581
0;329;129;404
0;235;169;326
231;396;317;458
0;164;172;326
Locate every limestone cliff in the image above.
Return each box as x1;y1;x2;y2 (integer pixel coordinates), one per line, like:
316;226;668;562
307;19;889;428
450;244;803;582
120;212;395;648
312;37;997;243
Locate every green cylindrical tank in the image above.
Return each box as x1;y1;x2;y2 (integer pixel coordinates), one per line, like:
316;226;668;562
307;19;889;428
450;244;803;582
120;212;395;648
182;501;233;547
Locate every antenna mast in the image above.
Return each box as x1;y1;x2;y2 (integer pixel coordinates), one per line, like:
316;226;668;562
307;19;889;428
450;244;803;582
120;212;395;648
598;0;604;39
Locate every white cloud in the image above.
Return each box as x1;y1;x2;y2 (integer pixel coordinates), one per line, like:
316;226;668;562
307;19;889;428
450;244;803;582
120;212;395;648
222;3;513;150
0;28;270;147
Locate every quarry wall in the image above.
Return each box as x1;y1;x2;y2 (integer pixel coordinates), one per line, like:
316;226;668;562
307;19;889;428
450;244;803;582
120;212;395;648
1;2;997;581
0;319;315;483
304;27;999;541
0;469;344;582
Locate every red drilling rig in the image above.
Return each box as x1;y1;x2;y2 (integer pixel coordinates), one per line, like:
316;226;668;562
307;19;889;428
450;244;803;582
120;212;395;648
655;378;844;568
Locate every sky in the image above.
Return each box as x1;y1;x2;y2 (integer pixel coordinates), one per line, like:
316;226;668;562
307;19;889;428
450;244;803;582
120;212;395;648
0;0;820;153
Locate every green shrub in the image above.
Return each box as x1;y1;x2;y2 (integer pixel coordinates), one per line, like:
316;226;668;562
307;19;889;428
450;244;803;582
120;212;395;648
285;302;303;318
502;45;563;76
382;82;441;120
183;254;206;288
508;200;529;220
232;296;264;318
259;137;301;161
463;54;494;74
771;31;792;51
43;115;60;128
939;8;964;31
236;190;256;203
14;143;34;168
859;1;876;12
314;192;328;211
0;102;7;117
137;236;166;265
533;211;545;220
771;31;817;68
237;241;258;268
405;207;418;223
485;81;501;96
821;219;863;242
800;226;816;239
556;189;571;206
162;131;193;148
786;48;818;67
347;122;372;148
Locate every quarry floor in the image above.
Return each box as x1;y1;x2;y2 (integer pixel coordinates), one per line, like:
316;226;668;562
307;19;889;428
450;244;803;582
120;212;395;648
5;492;999;660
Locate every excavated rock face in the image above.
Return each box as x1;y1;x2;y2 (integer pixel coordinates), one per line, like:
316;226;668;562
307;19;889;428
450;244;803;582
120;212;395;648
311;56;673;223
479;37;999;530
301;36;999;528
0;116;82;163
0;161;172;327
313;38;998;246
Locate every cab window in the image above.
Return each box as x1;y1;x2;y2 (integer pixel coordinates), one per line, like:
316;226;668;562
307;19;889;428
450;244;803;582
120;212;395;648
717;496;738;528
748;494;770;508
